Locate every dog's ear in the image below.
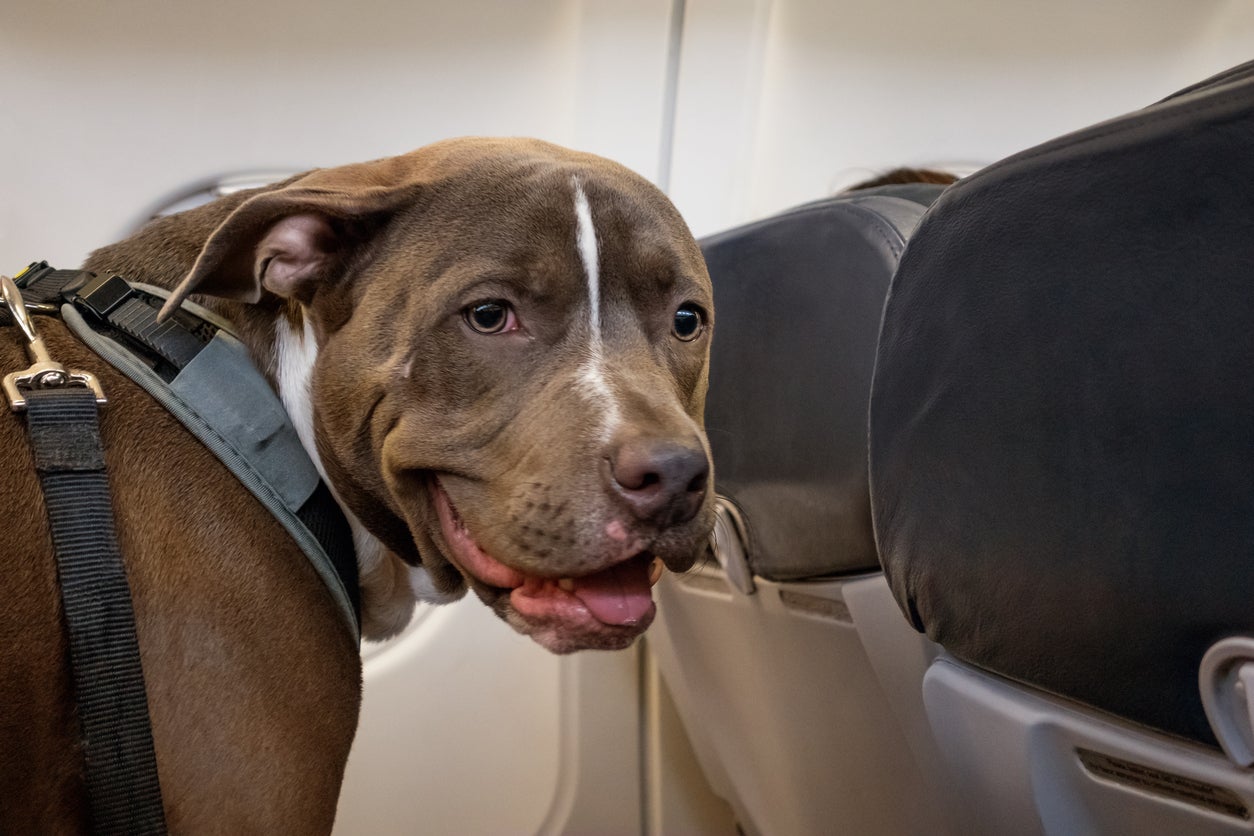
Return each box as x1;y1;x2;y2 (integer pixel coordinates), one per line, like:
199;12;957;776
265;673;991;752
158;156;432;320
253;212;339;303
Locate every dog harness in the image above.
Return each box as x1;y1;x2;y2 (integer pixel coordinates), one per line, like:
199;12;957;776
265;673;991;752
2;262;361;833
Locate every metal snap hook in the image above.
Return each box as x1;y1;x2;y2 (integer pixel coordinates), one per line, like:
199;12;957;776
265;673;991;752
1;274;106;411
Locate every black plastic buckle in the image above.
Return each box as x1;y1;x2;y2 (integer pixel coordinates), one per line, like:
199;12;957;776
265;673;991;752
74;274;136;319
70;273;212;376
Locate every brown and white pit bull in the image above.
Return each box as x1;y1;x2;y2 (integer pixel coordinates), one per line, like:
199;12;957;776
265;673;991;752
0;138;715;832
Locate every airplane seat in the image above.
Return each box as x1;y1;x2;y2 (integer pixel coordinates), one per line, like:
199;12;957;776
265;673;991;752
649;186;963;836
869;60;1254;834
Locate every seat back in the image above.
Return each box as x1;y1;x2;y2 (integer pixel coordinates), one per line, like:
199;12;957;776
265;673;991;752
704;190;940;581
870;60;1254;833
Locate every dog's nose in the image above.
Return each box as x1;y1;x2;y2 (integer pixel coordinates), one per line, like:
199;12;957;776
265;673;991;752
608;436;709;526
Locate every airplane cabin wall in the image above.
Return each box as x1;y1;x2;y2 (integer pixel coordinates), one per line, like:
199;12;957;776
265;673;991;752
0;0;674;270
2;1;1253;833
4;0;1252;263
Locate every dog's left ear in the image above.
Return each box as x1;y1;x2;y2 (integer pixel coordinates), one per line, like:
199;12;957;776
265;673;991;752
158;155;433;320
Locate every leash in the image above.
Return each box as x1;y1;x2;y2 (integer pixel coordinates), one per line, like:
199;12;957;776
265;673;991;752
1;275;167;834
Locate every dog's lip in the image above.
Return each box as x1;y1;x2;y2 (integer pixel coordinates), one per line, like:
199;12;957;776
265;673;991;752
431;479;661;630
431;479;527;589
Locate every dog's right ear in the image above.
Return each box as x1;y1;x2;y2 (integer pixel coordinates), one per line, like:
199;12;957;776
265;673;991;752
158;155;434;320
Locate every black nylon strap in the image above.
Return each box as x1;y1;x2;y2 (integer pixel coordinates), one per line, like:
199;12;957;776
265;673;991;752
19;265;87;303
26;388;168;835
297;481;361;620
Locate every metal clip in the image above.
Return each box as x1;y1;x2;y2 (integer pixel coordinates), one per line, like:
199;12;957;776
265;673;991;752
709;496;756;595
2;274;106;412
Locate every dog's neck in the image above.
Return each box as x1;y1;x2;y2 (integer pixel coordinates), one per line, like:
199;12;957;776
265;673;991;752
271;311;449;638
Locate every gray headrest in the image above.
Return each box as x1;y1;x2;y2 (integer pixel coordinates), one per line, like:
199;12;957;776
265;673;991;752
701;190;941;581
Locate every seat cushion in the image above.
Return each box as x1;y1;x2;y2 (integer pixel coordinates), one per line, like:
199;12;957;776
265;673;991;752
869;60;1254;746
702;190;941;581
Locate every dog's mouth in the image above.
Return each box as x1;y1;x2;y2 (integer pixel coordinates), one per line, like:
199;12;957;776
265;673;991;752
432;480;663;653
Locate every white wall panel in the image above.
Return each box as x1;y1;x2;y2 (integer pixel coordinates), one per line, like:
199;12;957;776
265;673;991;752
0;0;674;270
669;0;1254;236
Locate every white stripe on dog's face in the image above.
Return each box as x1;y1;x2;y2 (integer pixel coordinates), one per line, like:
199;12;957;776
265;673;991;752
573;180;601;343
572;178;621;441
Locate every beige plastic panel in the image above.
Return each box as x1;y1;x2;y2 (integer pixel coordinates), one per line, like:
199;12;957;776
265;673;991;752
642;647;740;835
650;565;958;836
334;601;562;834
335;598;643;834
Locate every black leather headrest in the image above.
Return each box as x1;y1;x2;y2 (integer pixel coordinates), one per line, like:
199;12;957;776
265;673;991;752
869;60;1254;746
702;189;942;581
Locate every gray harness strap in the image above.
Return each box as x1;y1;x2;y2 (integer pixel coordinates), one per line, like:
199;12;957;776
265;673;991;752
62;305;360;639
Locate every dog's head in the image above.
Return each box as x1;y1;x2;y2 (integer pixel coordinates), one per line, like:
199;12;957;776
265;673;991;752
164;138;714;653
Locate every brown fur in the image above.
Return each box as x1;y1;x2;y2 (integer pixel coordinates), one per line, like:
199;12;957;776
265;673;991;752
2;138;714;829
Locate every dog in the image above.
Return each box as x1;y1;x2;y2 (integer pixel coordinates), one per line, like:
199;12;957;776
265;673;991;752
0;138;715;832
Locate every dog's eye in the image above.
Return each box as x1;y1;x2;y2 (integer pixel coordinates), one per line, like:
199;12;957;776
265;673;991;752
464;300;515;334
672;304;704;341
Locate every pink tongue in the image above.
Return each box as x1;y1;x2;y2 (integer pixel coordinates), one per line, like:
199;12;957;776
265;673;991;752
570;560;655;626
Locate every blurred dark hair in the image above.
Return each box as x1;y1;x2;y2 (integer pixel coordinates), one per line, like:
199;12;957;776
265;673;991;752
844;168;958;191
